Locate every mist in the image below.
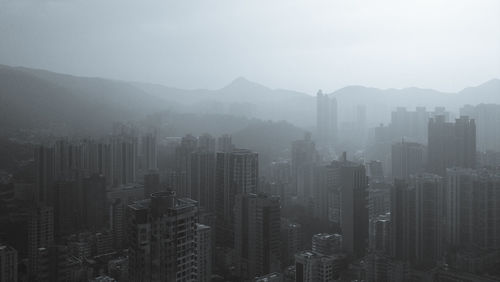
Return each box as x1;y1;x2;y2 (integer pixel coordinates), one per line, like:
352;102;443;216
1;0;499;93
1;1;500;282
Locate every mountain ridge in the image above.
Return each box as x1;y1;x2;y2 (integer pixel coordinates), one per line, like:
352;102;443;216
0;64;498;133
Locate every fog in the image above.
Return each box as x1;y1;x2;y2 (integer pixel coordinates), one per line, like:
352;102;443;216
1;1;500;281
1;0;499;93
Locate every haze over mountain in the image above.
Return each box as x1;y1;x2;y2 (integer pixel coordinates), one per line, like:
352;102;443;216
0;64;499;135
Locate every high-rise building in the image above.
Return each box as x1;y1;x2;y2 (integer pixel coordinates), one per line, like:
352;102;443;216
110;135;137;187
28;206;54;278
35;244;80;282
356;104;367;145
471;170;500;250
391;141;425;180
0;244;17;282
312;233;342;255
445;168;475;248
460;104;500;152
234;193;280;279
190;150;216;211
174;134;198;197
413;173;445;266
339;161;369;258
368;183;391;220
312;165;331;221
83;174;107;231
35;145;56;204
141;132;158;171
390;179;416;262
198;133;216;152
366;160;384;183
316;90;338;150
144;171;161;196
107;184;145;249
195;224;212;282
128;191;198;282
280;219;302;266
390;107;429;144
255;272;282;282
217;134;234;153
215;149;258;247
427;116;476;176
371;213;391;254
291;134;317;205
294;251;343;282
53;180;79;238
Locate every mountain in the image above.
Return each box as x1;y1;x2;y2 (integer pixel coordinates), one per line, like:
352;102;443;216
459;79;500;102
133;76;316;127
0;64;498;135
329;81;499;126
330;85;455;125
0;64;173;134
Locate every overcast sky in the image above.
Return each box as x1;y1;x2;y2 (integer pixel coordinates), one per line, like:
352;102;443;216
0;0;499;93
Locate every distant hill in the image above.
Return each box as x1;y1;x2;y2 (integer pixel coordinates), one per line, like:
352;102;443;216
0;64;498;135
329;80;499;126
0;65;172;134
132;76;316;127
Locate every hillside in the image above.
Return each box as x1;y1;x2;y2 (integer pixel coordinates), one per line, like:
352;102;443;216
0;64;498;135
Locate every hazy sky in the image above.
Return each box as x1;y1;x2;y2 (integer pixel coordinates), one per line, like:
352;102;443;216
0;0;499;93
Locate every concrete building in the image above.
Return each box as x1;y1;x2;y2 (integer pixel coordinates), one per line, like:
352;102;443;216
234;193;281;280
128;191;198;282
0;244;17;282
195;224;212;282
312;233;342;256
215;149;258;247
316;90;338;151
391;141;425;180
427;116;476;176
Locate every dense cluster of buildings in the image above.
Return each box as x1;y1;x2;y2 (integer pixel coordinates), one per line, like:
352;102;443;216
1;93;500;282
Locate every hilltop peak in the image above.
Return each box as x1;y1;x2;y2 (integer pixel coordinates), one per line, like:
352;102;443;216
222;76;270;92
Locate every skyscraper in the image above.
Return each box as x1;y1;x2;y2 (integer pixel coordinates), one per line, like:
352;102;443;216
390;107;429;144
445;168;475;248
140;132;158;171
215;149;258;247
471;170;500;251
198;133;216;152
217;134;234;153
28;206;54;279
413;173;445;266
35;145;55;204
195;223;212;282
110;135;138;187
294;251;343;282
82;174;107;231
390;179;416;262
391;141;425;180
339;161;369;258
174;134;198;197
234;193;280;279
280;219;302;267
460;104;500;152
53;180;79;237
190;150;216;211
316;90;338;150
0;244;17;282
128;191;198;282
427;116;476;176
312;233;342;256
291;133;317;205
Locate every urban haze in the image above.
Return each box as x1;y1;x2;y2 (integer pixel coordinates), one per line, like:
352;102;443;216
0;1;500;282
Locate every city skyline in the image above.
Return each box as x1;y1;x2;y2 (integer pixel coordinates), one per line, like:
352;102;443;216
1;1;500;281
